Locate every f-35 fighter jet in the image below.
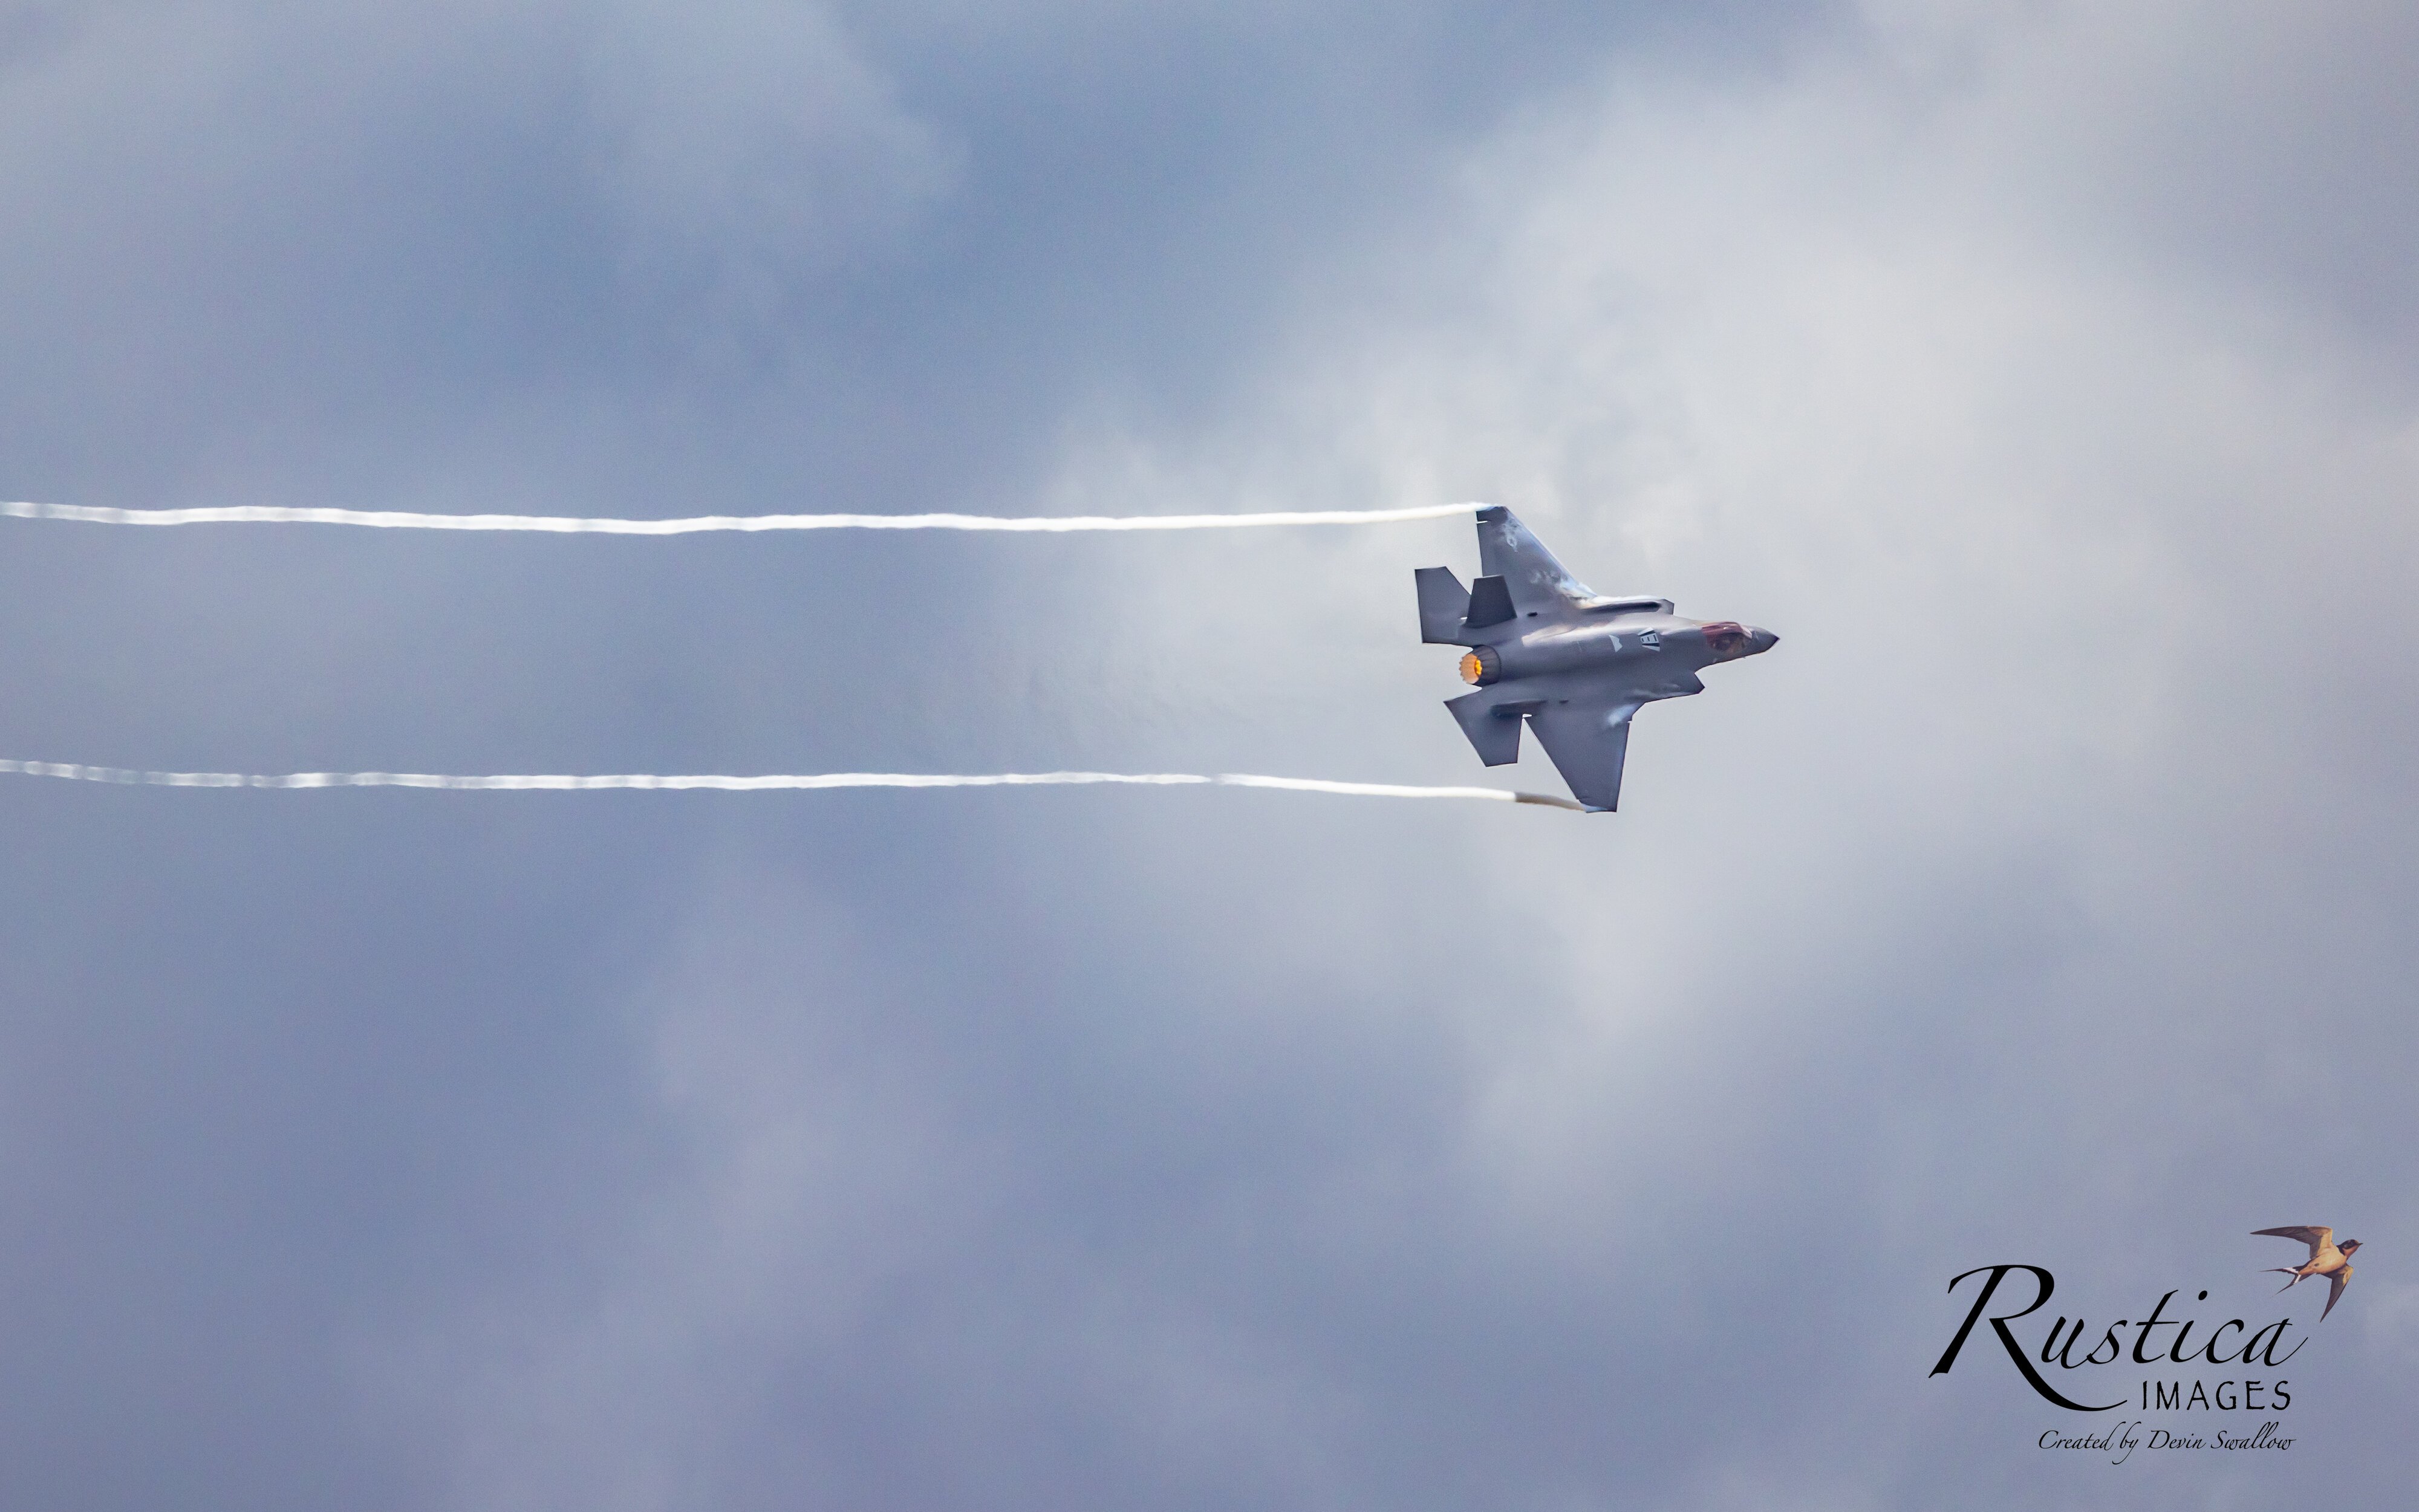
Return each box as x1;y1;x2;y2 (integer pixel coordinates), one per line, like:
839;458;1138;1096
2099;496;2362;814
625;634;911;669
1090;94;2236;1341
1416;506;1776;812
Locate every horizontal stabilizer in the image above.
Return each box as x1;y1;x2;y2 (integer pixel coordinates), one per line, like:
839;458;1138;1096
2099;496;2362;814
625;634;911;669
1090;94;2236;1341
1463;574;1515;629
1446;691;1522;766
1415;567;1473;644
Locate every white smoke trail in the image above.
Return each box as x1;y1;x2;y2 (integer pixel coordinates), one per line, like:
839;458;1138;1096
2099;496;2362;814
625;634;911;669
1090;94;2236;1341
0;500;1479;534
0;759;1585;808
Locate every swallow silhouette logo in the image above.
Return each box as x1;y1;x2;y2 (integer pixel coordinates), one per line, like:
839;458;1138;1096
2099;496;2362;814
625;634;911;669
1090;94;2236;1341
2254;1227;2362;1321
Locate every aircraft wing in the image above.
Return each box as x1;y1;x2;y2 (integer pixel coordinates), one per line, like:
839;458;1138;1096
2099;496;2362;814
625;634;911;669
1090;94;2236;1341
1526;697;1639;812
1477;506;1594;616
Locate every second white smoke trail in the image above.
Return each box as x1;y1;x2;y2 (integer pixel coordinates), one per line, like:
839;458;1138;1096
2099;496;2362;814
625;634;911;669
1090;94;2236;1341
0;760;1584;808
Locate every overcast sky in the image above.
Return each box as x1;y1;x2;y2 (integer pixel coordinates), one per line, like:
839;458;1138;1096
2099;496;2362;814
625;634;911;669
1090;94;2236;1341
2;2;2416;1507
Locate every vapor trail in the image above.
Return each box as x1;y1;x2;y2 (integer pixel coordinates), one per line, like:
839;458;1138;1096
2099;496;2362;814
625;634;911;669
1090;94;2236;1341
0;759;1584;808
1;500;1478;534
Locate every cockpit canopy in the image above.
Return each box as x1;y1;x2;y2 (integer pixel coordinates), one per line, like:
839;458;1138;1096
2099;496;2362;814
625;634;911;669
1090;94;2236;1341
1702;621;1754;660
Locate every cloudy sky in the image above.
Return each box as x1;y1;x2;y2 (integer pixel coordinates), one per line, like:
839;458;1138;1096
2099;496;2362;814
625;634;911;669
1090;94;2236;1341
2;2;2415;1506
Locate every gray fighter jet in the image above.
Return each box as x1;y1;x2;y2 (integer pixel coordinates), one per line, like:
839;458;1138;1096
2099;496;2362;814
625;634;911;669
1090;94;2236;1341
1416;506;1777;812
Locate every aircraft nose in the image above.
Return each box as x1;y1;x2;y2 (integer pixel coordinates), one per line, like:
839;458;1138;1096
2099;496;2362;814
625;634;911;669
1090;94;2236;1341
1749;626;1779;655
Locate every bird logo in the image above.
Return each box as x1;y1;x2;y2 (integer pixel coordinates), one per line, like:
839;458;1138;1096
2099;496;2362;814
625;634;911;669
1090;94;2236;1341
2254;1226;2362;1320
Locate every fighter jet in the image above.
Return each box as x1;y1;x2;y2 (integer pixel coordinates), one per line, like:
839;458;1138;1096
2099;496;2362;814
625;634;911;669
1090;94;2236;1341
1416;506;1777;812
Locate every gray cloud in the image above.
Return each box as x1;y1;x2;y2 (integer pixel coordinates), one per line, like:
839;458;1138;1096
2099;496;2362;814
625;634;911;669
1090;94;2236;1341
1;3;2414;1509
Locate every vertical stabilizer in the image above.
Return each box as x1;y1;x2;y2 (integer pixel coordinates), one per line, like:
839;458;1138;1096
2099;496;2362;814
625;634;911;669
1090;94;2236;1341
1415;566;1473;644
